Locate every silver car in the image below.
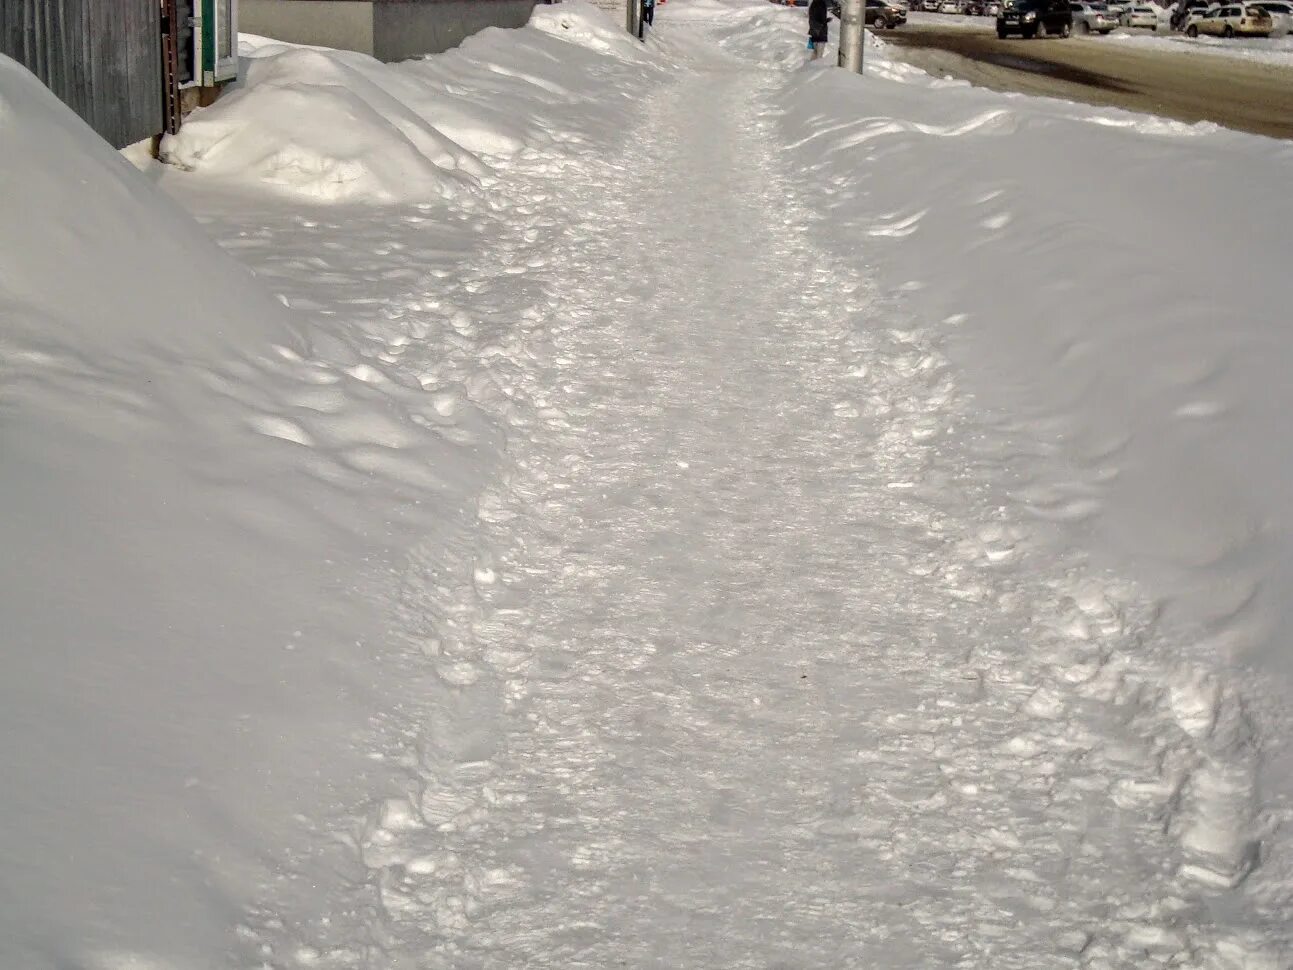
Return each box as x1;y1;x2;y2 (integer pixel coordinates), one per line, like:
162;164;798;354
1070;0;1121;29
1122;3;1162;25
1253;0;1292;32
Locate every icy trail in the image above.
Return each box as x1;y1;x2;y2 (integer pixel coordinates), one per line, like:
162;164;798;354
231;31;1281;970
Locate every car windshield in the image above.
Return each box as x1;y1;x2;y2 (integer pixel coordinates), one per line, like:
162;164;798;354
1245;5;1267;12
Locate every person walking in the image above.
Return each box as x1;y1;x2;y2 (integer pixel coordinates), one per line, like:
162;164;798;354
640;0;656;39
807;0;830;59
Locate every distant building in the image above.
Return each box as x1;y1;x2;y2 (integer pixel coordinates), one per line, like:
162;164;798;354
0;0;239;149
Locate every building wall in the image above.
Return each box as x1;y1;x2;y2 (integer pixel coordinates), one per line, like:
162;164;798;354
0;0;164;149
374;0;537;62
240;0;376;54
240;0;538;62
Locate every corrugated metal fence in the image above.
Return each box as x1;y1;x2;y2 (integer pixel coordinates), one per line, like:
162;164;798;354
0;0;163;148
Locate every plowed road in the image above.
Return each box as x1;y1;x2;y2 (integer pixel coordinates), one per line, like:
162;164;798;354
882;23;1293;139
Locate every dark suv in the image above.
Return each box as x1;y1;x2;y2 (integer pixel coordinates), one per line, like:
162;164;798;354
997;0;1073;35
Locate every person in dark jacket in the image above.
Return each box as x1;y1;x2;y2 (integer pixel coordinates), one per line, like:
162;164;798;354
807;0;830;59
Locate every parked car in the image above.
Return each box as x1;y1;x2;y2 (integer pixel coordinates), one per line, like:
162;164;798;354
1121;4;1162;25
938;0;962;10
1253;0;1293;32
964;1;986;13
868;0;910;24
1186;3;1273;33
998;0;1075;34
1070;1;1122;29
1171;0;1211;27
984;0;1003;13
923;0;943;10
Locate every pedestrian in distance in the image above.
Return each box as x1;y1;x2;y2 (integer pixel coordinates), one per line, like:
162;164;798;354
640;0;655;40
807;0;830;59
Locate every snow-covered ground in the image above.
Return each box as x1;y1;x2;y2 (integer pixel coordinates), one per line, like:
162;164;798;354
1103;27;1293;65
3;0;1293;966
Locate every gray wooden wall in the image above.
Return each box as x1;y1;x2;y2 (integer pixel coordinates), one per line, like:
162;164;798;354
1;0;164;148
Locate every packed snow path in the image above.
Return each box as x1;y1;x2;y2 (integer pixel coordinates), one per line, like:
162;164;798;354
226;27;1279;970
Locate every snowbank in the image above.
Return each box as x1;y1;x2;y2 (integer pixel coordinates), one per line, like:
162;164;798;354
0;58;289;354
1;3;665;964
2;51;471;969
165;2;662;204
1105;28;1293;66
163;41;487;203
714;0;1293;674
711;0;1293;934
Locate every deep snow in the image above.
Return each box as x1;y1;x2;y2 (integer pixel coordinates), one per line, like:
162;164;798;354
2;0;1293;966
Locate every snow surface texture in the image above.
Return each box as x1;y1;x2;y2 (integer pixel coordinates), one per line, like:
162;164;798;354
4;0;1293;966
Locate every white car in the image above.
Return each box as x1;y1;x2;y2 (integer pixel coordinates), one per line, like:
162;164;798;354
1122;4;1162;24
1071;1;1122;29
1253;0;1292;32
1186;2;1274;32
938;0;963;10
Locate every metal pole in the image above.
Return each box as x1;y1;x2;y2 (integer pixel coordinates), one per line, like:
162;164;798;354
627;0;641;38
838;0;864;73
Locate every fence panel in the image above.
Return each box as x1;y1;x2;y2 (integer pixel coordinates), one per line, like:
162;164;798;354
0;0;163;148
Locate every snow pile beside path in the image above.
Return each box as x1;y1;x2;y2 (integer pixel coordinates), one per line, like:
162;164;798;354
699;0;825;66
165;1;666;203
529;0;660;56
0;51;499;969
2;1;669;963
0;56;289;353
164;42;486;203
1106;28;1293;66
712;1;1293;941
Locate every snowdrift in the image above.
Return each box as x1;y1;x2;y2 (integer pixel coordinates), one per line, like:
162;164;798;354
715;4;1293;675
165;2;661;204
1;4;663;965
0;52;409;969
711;0;1293;943
0;57;290;354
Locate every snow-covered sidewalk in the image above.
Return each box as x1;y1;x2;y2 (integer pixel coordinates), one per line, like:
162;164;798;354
4;0;1292;966
207;19;1284;967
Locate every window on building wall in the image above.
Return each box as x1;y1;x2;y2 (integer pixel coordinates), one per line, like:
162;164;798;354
219;0;234;60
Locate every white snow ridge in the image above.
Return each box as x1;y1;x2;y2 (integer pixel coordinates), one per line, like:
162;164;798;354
2;1;1293;968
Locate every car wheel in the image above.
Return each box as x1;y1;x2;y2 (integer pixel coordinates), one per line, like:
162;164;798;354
1079;19;1091;31
1223;23;1234;35
997;24;1008;36
1059;20;1071;35
1186;23;1198;34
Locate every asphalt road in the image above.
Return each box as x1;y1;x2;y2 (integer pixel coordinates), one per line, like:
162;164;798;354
881;23;1293;139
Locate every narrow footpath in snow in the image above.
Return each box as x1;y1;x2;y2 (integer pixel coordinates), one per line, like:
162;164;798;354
234;28;1280;969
